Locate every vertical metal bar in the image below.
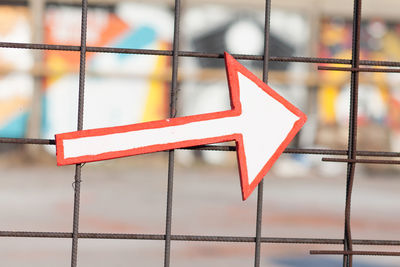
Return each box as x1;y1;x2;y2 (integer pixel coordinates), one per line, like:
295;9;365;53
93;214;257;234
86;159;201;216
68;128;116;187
254;182;264;267
164;0;181;266
343;0;362;266
71;1;88;266
71;165;83;267
254;0;272;266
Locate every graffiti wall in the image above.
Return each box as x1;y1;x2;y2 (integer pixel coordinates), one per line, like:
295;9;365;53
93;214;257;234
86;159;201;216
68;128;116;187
318;18;400;151
43;3;172;143
0;3;172;146
1;4;399;158
0;6;33;138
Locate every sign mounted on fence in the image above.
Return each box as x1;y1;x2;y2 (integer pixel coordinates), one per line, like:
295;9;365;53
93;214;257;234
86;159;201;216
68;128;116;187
55;52;306;200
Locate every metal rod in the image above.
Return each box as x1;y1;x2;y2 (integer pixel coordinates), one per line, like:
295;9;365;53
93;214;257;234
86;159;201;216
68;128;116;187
4;41;400;67
318;66;400;73
164;0;181;266
70;1;88;266
322;158;400;164
2;231;400;246
3;136;400;158
342;0;362;266
311;250;400;256
0;42;81;51
254;1;272;266
0;138;56;145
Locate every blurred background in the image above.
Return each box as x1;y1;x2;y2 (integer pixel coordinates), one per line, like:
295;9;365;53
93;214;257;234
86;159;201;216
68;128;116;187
0;0;400;266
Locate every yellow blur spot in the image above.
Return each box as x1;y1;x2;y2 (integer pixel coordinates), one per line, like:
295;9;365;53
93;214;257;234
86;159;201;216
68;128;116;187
318;85;338;124
142;42;168;122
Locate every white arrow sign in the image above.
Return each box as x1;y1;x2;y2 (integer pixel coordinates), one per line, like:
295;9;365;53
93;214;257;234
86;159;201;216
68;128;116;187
56;52;307;200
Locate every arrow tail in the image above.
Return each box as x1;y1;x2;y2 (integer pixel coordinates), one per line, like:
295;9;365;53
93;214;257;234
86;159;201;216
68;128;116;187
56;111;240;166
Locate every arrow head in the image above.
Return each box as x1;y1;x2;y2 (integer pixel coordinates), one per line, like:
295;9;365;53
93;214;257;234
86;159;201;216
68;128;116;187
224;52;307;200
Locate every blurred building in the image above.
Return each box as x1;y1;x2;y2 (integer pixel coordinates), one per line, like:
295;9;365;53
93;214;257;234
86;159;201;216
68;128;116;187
0;0;399;168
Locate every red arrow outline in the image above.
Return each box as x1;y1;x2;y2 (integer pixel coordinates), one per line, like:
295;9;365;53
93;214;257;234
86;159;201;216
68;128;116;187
55;52;306;200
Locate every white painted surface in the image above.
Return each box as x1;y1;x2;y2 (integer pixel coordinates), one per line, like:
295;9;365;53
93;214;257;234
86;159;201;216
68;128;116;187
237;74;299;182
63;73;300;183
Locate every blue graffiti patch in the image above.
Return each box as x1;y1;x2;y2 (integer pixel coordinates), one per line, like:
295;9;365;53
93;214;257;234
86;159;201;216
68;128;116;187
115;26;156;59
0;112;29;138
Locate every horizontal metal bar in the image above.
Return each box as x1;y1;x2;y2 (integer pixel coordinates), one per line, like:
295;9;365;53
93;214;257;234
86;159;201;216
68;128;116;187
2;41;400;67
286;148;400;157
310;250;400;256
318;66;400;73
0;42;80;51
322;158;400;164
1;231;400;246
1;137;399;159
182;146;351;155
348;150;400;157
182;145;236;151
0;138;55;145
0;42;340;63
0;0;125;7
186;146;400;158
0;1;27;6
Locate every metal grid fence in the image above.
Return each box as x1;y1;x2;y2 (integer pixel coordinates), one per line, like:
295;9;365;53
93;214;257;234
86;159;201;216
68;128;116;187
1;0;400;266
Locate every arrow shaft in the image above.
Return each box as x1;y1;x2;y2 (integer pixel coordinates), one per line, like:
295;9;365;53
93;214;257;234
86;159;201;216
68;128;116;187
59;113;241;163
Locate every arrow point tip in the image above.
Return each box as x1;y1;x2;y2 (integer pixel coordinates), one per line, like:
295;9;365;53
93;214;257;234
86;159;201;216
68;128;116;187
241;187;252;201
224;51;234;62
297;112;308;126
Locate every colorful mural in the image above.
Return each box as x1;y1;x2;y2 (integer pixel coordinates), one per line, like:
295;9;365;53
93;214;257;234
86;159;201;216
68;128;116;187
0;6;33;138
0;3;172;144
318;18;400;151
318;18;400;127
43;3;172;144
1;6;399;156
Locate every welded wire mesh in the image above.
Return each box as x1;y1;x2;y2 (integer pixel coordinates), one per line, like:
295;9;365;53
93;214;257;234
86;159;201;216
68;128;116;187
0;0;400;266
